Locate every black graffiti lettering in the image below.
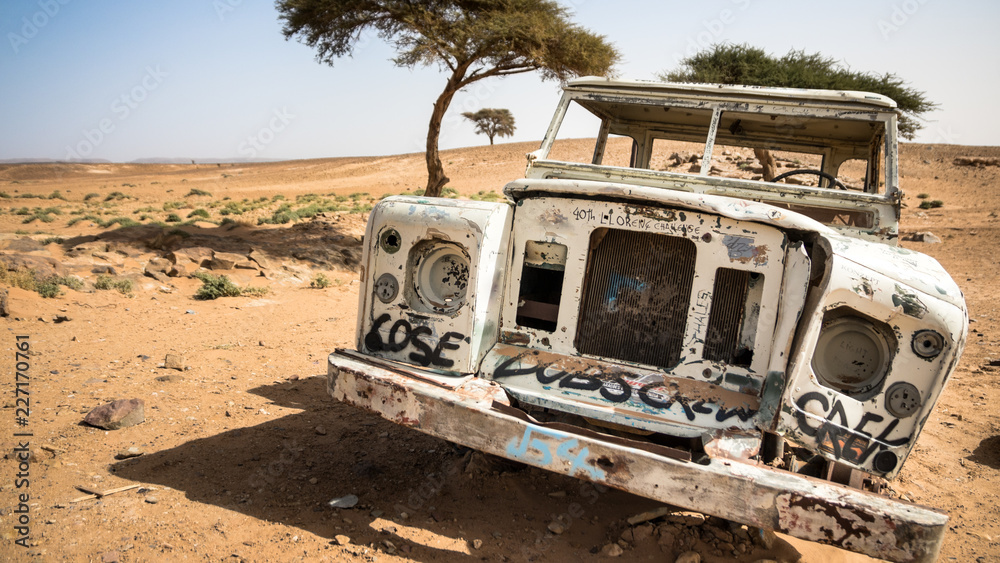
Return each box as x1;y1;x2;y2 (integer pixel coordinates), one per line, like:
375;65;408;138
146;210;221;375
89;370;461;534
537;367;568;385
794;392;829;437
794;392;911;466
638;383;672;409
715;406;755;423
692;400;713;416
494;353;543;378
364;314;465;368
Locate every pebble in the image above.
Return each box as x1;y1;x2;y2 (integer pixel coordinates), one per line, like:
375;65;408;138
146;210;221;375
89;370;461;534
600;543;623;557
547;520;566;534
145;496;159;504
675;552;700;563
333;534;351;546
315;426;327;435
309;478;318;485
115;447;144;460
471;539;483;549
328;494;358;509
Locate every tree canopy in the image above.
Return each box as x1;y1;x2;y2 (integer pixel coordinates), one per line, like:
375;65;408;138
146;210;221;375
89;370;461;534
659;44;935;139
278;0;619;196
462;108;515;145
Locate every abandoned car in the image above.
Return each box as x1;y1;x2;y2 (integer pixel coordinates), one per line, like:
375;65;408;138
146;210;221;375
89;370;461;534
327;78;967;562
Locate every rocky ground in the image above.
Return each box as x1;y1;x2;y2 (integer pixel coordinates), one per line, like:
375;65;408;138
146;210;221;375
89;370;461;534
0;140;998;562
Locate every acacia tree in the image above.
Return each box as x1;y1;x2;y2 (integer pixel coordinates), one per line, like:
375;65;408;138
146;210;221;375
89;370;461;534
278;0;619;197
462;108;515;145
660;44;935;140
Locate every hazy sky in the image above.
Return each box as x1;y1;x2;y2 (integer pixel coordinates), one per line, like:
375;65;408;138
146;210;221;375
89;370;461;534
1;1;997;162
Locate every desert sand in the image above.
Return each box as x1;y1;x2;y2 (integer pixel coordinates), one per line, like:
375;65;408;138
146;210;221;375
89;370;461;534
0;139;998;562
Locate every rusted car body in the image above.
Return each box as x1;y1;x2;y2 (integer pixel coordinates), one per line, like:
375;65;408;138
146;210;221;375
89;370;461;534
327;78;967;562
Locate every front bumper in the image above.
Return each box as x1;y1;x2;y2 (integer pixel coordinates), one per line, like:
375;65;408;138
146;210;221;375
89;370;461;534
328;349;946;563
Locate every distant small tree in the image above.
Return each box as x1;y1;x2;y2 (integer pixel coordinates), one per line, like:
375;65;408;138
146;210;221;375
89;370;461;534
660;44;935;140
278;0;619;197
462;108;516;145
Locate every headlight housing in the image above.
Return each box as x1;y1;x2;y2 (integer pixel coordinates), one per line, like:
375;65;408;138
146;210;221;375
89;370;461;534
811;310;896;400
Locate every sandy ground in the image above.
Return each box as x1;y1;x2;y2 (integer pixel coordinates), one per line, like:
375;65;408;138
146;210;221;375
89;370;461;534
0;140;998;563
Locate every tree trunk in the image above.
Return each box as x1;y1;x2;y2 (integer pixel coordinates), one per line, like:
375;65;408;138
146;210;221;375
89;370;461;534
488;134;494;145
425;74;464;197
754;147;777;181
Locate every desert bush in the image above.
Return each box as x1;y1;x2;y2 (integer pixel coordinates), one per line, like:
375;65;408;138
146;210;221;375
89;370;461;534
311;273;332;289
165;213;182;223
163;201;182;211
48;190;67;200
241;285;269;297
83;193;101;201
188;208;210;219
104;191;134;201
918;200;944;209
94;274;134;296
193;272;244;299
35;278;61;298
186;188;212;197
0;260;38;292
42;236;64;245
916;193;930;199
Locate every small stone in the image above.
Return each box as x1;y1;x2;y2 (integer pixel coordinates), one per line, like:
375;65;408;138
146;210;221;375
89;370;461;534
333;534;351;546
633;523;654;542
83;399;145;430
667;511;706;527
155;374;184;383
53;315;71;323
101;551;120;563
600;543;624;557
328;494;358;509
675;551;700;563
309;477;318;485
164;354;185;371
547;520;566;534
258;341;266;347
471;539;483;549
627;506;674;525
315;426;327;436
547;490;567;498
145;496;159;504
115;446;143;460
185;310;196;315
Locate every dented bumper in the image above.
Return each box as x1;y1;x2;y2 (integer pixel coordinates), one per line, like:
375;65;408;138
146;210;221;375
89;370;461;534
328;350;947;563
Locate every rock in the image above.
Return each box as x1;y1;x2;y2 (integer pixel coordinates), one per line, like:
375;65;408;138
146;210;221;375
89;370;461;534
0;288;8;317
248;249;272;269
154;374;183;383
903;231;942;244
704;524;733;544
309;477;318;485
656;527;676;549
209;251;252;270
145;270;171;284
547;520;566;534
53;315;71;323
164;354;184;371
675;552;700;563
633;523;654;542
547;490;567;498
144;258;171;274
471;539;483;549
101;551;120;563
167;261;199;278
954;156;1000;167
166;247;213;266
0;253;67;279
145;496;158;504
627;506;673;525
3;237;45;252
752;527;777;549
315;426;327;435
333;534;351;546
328;494;358;509
115;446;143;459
667;511;706;527
91;265;118;275
599;543;623;557
83;399;145;430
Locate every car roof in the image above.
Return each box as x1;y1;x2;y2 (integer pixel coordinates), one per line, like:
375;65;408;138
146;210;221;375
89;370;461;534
566;77;898;111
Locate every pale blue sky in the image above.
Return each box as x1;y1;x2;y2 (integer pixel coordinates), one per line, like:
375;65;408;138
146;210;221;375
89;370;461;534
1;0;997;162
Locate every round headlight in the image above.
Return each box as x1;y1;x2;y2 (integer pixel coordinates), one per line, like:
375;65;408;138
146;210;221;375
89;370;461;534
413;243;470;314
812;315;893;397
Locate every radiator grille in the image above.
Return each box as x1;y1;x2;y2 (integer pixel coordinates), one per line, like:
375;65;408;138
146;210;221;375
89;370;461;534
576;229;696;368
703;268;751;365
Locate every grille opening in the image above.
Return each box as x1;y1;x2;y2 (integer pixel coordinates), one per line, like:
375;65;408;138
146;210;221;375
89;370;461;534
702;269;764;367
516;241;567;332
577;228;696;368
